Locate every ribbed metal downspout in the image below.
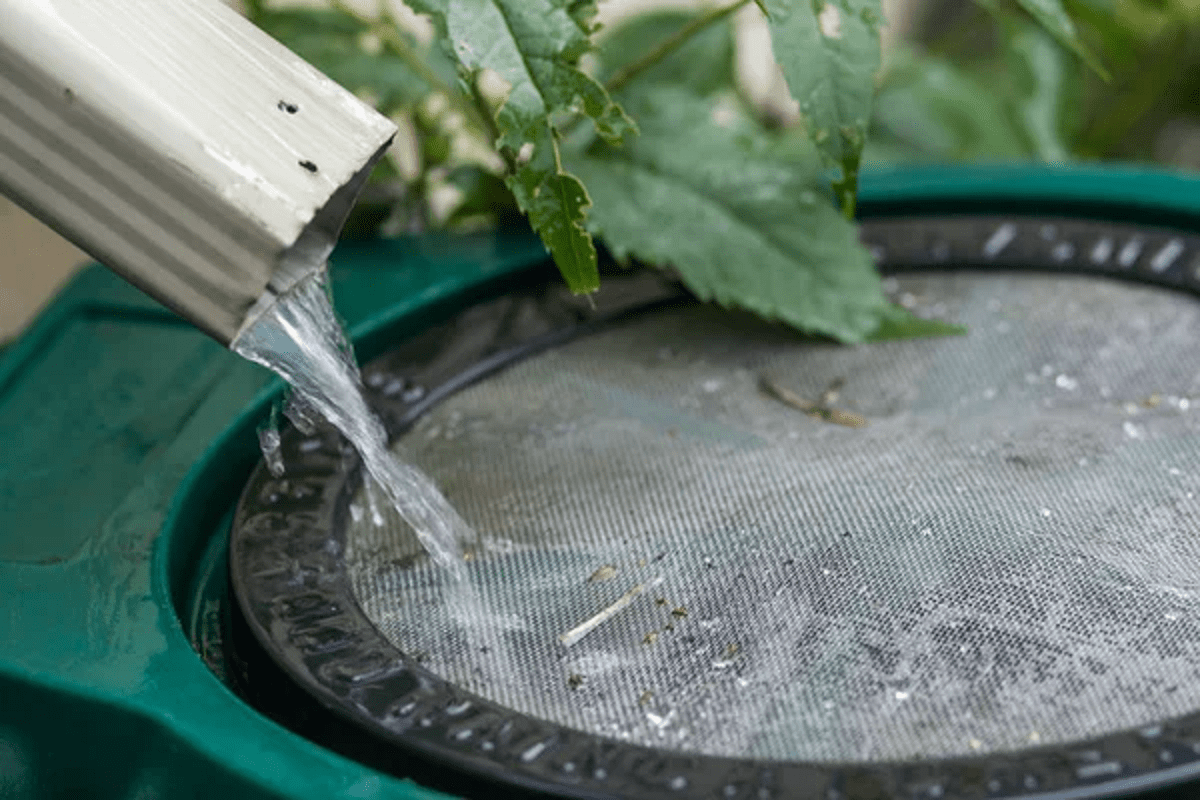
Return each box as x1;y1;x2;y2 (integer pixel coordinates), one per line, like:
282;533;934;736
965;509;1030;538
0;0;396;345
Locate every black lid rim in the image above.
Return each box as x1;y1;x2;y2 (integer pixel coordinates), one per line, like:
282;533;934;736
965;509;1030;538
230;214;1200;800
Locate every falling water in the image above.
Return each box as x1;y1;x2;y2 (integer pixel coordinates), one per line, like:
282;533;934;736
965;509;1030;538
233;268;473;582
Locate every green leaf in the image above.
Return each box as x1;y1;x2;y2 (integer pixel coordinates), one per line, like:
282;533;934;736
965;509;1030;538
866;25;1077;165
1006;24;1072;161
564;87;891;343
1013;0;1108;78
408;0;637;292
867;305;966;341
503;127;597;291
509;162;598;291
597;10;737;95
760;0;883;211
410;0;634;149
867;47;1031;161
976;0;1108;79
249;8;433;113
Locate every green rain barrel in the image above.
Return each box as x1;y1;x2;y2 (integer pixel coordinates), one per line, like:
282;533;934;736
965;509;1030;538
5;165;1200;800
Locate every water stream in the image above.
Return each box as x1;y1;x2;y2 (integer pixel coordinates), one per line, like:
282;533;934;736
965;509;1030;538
233;268;473;582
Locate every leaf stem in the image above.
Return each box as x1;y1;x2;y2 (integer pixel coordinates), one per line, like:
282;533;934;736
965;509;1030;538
604;0;754;94
832;163;859;220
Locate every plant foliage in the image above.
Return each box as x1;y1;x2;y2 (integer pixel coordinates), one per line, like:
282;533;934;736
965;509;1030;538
246;0;1105;342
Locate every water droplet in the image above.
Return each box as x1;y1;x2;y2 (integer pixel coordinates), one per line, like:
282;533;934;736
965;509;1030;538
669;776;688;791
258;428;285;477
1055;374;1078;391
894;690;910;701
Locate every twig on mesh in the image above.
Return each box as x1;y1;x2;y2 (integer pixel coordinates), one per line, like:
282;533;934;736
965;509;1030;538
560;576;663;647
758;374;867;428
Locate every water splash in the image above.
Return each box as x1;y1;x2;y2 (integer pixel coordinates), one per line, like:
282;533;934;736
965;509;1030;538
233;268;473;581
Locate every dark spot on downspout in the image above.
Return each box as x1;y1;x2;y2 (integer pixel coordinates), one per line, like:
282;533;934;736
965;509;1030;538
63;88;74;103
299;160;318;173
278;100;299;113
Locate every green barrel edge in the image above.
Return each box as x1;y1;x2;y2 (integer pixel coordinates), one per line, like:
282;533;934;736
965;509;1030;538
0;163;1198;800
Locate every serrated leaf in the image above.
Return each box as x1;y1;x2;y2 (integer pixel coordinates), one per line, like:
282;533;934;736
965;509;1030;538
511;169;598;291
598;11;737;95
564;87;891;343
505;127;599;293
249;8;433;113
761;0;883;207
407;0;634;292
409;0;634;149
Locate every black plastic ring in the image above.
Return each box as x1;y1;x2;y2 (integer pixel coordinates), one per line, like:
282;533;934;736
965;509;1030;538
230;215;1200;800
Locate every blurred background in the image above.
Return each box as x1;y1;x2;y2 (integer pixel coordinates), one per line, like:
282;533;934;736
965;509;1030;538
3;0;1198;343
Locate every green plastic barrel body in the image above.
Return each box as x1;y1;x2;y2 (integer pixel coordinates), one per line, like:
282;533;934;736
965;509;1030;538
2;165;1200;799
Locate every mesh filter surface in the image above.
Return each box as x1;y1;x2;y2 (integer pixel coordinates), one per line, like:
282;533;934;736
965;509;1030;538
345;272;1200;762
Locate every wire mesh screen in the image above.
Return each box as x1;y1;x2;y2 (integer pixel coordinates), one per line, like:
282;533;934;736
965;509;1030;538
344;272;1200;763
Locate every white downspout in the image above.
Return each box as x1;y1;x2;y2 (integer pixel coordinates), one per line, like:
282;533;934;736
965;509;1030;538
0;0;397;345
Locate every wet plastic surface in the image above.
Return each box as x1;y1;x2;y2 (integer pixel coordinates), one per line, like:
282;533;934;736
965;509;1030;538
8;166;1200;799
